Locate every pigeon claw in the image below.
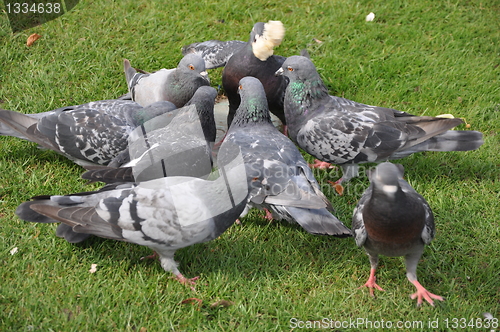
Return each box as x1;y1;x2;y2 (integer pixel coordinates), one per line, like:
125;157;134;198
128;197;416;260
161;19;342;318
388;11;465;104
308;159;335;170
263;208;274;221
409;280;444;307
358;280;385;297
358;269;385;297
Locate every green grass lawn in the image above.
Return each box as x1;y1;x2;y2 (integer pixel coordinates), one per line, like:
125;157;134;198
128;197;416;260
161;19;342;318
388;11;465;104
1;0;499;330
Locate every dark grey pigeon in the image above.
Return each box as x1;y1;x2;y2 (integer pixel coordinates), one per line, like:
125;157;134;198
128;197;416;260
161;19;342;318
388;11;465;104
218;77;351;237
82;86;218;184
352;162;444;306
182;40;246;69
0;100;177;167
277;56;484;188
125;54;210;108
16;150;249;286
222;21;288;128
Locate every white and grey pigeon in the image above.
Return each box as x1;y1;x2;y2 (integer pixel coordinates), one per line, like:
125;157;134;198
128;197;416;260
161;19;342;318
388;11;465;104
15;148;249;286
218;76;351;237
277;56;484;190
82;86;218;184
181;39;246;69
124;53;210;108
352;162;444;306
0;99;177;167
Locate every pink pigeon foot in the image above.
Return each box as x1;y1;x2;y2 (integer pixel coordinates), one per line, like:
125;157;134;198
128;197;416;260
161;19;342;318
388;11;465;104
308;159;335;170
358;268;385;297
263;208;274;221
175;274;200;290
409;280;444;306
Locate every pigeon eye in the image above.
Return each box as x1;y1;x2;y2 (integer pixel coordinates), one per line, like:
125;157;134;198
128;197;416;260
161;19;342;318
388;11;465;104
188;64;195;70
238;85;243;90
287;66;294;72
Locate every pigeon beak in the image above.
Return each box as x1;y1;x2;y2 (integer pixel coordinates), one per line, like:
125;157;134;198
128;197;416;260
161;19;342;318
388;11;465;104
275;67;284;76
200;71;210;83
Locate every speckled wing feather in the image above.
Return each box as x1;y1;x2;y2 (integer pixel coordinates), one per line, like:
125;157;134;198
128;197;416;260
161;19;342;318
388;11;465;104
181;40;246;69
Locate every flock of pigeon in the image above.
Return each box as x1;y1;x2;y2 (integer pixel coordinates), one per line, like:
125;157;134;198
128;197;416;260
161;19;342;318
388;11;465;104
1;20;484;306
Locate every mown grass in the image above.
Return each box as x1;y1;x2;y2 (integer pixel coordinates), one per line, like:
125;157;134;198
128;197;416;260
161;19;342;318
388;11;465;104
1;0;499;330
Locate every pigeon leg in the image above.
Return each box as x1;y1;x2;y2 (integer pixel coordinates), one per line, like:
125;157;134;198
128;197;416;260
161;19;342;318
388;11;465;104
358;268;385;297
405;252;444;306
409;280;444;306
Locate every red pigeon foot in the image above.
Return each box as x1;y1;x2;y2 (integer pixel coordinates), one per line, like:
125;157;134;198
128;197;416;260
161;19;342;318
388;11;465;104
263;208;274;221
358;268;385;297
410;280;444;306
308;159;335;170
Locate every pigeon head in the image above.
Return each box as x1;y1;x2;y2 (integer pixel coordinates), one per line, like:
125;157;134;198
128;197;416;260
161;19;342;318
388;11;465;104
368;162;405;199
230;77;272;128
177;53;210;83
250;20;285;61
277;55;322;82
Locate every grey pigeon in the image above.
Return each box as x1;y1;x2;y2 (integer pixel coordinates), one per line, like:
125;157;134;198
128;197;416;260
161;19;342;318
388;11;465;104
82;86;218;184
0;100;177;167
15;150;249;286
218;77;351;237
125;54;210;108
222;21;288;128
277;56;484;188
182;40;246;69
352;162;444;306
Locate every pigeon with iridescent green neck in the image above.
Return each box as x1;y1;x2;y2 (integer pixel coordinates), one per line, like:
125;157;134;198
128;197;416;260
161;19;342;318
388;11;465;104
218;76;351;237
277;56;484;190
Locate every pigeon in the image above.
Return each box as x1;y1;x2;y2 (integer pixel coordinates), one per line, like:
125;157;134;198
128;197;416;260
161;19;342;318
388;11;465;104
218;76;351;237
0;100;177;167
15;148;249;286
82;86;218;184
277;55;484;188
124;53;210;108
352;162;444;306
222;21;288;128
182;40;246;69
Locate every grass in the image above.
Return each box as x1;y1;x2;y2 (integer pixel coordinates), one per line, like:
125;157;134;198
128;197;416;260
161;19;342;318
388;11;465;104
0;0;499;330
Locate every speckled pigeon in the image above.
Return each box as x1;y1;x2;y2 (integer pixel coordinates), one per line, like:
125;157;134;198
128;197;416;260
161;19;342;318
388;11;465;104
277;56;484;188
352;162;444;306
218;77;351;237
182;40;246;69
82;86;218;184
0;99;177;167
124;53;210;108
222;21;288;128
15;149;249;286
